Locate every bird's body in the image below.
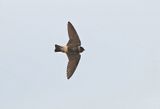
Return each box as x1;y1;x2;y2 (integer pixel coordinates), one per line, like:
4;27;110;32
55;22;84;79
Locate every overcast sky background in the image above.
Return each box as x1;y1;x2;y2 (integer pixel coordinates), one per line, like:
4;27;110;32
0;0;160;109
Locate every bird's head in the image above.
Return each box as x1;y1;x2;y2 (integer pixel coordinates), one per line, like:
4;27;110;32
79;47;85;53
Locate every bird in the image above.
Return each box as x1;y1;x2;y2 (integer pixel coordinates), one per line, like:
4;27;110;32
55;21;85;79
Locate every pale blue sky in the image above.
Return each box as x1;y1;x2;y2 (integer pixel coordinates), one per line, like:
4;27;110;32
0;0;160;109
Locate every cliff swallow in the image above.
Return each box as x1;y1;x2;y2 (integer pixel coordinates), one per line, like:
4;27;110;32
55;22;85;79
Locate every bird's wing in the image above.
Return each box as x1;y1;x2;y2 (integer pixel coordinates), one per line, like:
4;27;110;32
66;53;81;79
67;22;81;47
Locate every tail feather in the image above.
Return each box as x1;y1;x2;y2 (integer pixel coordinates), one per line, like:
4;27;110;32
55;44;62;52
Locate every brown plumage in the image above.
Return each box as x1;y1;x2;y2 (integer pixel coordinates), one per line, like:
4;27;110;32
55;21;85;79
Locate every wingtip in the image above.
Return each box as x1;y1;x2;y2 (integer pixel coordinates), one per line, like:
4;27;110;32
68;21;72;25
67;75;71;79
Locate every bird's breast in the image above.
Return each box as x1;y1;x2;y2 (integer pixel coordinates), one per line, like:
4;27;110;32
68;47;79;53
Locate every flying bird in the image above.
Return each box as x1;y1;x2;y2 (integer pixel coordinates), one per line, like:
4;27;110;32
55;21;85;79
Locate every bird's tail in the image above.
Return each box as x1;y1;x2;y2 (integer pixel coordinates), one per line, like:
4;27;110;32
55;44;63;52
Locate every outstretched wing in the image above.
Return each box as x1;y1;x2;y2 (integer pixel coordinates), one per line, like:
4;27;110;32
66;53;81;79
67;22;81;47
